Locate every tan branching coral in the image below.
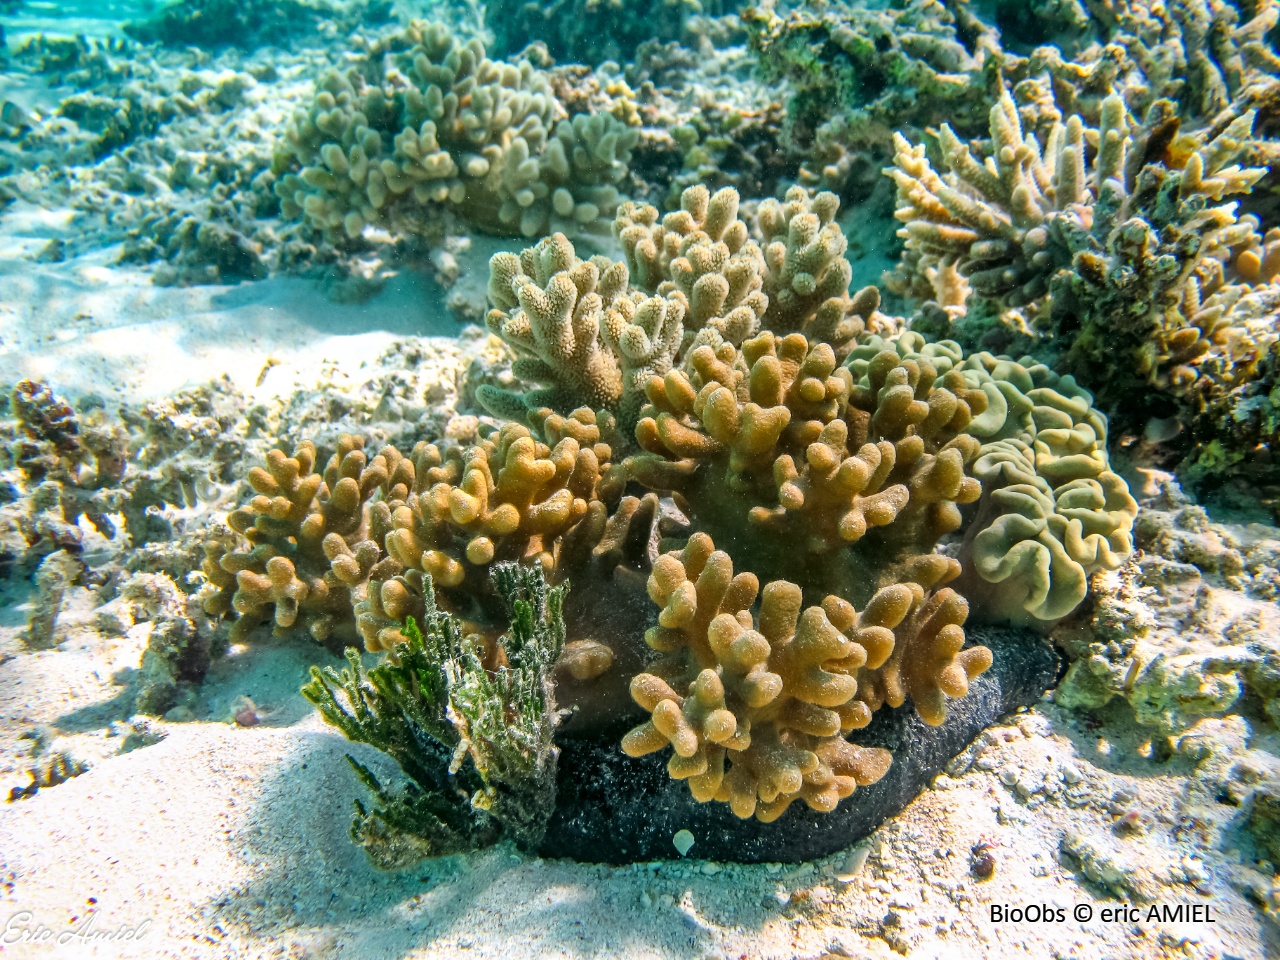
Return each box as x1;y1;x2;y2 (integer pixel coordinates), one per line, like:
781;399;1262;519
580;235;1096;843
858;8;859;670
615;184;755;291
482;185;898;443
756;186;864;354
357;412;625;651
886;83;1266;412
616;184;770;353
481;232;635;421
200;436;405;645
201;413;636;654
627;331;986;604
621;532;990;821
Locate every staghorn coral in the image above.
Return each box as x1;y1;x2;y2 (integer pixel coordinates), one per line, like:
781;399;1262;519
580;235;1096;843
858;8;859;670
886;84;1266;412
303;563;566;865
620;532;989;821
274;22;637;241
1046;0;1280;126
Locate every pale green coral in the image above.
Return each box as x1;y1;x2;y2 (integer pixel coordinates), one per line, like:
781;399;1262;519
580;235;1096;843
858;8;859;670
846;333;1138;624
274;21;637;241
479;232;685;428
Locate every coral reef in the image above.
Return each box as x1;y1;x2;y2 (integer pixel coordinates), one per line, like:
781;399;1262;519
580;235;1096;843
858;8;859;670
302;563;566;866
122;0;365;50
198;409;629;654
458;188;1133;824
481;185;891;433
1054;478;1280;733
744;0;1004;195
885;71;1280;494
273;22;638;241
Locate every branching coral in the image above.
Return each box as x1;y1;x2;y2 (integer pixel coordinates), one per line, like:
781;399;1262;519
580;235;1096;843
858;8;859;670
479;232;678;426
274;22;638;241
303;563;566;866
481;185;891;436
1038;0;1280;126
202;412;628;654
627;330;986;606
886;85;1266;409
357;412;625;651
199;436;409;646
756;186;871;355
620;532;989;821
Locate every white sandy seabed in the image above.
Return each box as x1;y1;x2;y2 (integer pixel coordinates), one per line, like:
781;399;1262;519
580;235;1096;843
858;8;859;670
0;193;1275;958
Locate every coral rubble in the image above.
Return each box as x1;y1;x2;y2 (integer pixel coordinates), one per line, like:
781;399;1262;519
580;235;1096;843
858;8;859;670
485;0;742;67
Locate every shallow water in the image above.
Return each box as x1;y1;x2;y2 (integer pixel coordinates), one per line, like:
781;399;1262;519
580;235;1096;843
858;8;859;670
1;0;1278;957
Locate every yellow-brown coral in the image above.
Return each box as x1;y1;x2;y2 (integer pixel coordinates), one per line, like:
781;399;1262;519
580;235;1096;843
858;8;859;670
201;437;401;645
627;330;985;603
621;533;990;821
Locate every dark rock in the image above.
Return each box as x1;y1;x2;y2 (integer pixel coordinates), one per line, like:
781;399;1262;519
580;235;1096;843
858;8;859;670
540;625;1061;863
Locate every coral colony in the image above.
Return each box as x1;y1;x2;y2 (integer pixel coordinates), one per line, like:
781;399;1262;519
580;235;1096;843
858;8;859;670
3;0;1279;867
